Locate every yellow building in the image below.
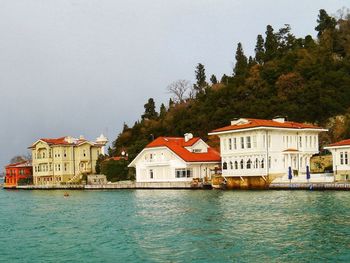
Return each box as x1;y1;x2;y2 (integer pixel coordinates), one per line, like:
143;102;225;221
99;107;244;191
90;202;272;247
29;135;108;185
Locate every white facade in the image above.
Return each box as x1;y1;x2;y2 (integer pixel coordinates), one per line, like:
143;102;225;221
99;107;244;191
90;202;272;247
128;138;220;183
209;118;326;178
324;144;350;181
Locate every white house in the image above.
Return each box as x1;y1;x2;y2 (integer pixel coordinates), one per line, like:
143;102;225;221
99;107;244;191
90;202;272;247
208;118;327;180
324;139;350;181
128;134;220;183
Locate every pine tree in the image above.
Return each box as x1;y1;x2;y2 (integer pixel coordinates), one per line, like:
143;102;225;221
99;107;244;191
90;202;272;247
142;98;158;120
315;9;337;38
264;25;278;62
255;34;265;64
193;63;207;93
210;74;218;85
233;42;248;78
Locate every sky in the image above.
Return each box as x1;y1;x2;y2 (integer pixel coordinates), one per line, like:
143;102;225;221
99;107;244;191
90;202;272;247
0;0;348;170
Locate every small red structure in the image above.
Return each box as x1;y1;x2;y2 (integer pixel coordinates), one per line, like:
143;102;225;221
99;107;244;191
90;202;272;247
5;161;33;188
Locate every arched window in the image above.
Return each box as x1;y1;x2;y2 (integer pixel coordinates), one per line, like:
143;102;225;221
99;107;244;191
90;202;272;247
240;159;244;169
261;158;264;169
230;161;233;170
235;161;238;170
223;162;227;170
247;159;252;169
255;158;258;169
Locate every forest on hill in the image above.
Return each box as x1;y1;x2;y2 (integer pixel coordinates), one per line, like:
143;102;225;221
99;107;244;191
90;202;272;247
100;9;350;181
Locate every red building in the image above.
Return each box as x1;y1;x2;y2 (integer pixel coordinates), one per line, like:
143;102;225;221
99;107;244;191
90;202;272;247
5;161;33;188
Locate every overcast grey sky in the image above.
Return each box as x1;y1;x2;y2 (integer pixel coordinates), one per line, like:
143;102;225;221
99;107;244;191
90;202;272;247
0;0;347;169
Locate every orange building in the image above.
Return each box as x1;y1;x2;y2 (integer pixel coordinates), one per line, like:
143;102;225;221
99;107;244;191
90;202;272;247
5;161;33;188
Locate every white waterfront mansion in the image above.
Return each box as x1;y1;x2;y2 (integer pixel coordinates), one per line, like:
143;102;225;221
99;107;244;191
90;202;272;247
128;134;220;183
324;139;350;181
209;118;327;179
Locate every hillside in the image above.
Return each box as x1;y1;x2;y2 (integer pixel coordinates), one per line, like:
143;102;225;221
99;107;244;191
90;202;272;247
110;9;350;162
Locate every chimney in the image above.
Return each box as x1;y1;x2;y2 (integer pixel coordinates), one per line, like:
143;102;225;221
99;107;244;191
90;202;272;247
273;117;285;123
184;133;193;142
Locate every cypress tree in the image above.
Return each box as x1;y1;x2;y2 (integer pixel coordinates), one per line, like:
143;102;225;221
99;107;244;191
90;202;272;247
233;42;248;78
264;25;278;62
159;103;167;119
255;34;265;64
193;63;207;93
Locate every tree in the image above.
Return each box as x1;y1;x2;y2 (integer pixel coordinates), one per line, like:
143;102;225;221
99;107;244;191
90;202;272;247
315;9;337;38
159;103;167;119
255;34;265;64
193;63;207;94
10;155;29;164
167;79;191;103
142;98;158;120
95;154;108;174
264;25;278;61
210;74;218;85
233;42;248;77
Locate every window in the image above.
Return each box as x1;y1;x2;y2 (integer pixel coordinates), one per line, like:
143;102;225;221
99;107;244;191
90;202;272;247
175;169;192;178
261;158;265;169
255;158;259;169
64;150;66;157
241;137;245;149
240;160;244;169
149;169;154;179
253;136;257;148
49;150;52;158
299;136;302;148
233;138;237;149
64;163;68;171
230;161;233;170
340;152;344;165
58;164;61;171
247;159;252;169
223;139;227;151
235;161;238;170
43;152;45;158
345;152;348;165
314;136;317;148
305;136;308;148
150;153;153;161
83;150;86;157
246;136;251;148
223;162;227;170
309;136;312;148
228;138;232;150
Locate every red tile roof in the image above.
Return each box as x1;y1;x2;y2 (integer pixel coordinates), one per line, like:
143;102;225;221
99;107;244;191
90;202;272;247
327;139;350;147
41;137;71;145
146;137;220;163
210;118;324;133
5;161;32;168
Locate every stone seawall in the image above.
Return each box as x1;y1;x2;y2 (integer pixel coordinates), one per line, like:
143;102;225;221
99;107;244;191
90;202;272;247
13;181;193;190
270;183;350;190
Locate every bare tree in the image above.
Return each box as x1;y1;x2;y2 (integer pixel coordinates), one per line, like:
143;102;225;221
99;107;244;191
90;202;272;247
167;79;191;103
9;152;31;164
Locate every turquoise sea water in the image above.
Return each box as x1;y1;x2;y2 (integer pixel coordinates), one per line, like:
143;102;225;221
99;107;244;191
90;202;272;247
1;189;350;262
